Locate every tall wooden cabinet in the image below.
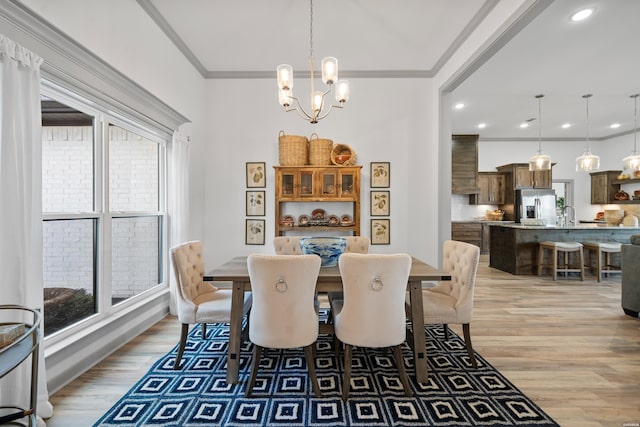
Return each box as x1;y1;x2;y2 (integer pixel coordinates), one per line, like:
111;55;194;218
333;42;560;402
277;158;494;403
274;166;361;236
451;134;480;194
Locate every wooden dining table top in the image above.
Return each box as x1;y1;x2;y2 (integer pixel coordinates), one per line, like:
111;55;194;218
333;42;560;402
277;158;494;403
204;255;451;285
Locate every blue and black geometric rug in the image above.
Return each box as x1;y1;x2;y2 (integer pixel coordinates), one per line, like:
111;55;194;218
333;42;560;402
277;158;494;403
94;313;558;426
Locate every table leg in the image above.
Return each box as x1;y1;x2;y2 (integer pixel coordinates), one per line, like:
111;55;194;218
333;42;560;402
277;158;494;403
408;279;429;383
226;280;247;384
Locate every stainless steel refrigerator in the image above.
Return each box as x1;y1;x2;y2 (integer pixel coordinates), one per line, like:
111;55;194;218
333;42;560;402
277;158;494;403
515;189;557;225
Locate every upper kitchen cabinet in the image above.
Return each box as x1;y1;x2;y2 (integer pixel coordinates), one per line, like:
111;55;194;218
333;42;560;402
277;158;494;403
470;172;505;205
590;170;621;204
497;163;554;191
451;134;480;194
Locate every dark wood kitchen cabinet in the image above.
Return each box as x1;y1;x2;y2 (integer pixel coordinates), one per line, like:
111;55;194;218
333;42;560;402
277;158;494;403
590;170;622;204
451;134;479;194
470;172;505;205
451;222;482;248
497;163;553;191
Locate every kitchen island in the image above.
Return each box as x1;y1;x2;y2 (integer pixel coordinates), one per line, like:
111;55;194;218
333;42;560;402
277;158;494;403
489;222;639;275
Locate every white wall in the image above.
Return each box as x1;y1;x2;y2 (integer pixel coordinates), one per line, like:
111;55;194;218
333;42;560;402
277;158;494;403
205;77;436;265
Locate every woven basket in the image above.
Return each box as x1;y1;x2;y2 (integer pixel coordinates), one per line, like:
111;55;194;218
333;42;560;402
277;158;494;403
278;131;308;165
330;143;357;166
308;133;333;165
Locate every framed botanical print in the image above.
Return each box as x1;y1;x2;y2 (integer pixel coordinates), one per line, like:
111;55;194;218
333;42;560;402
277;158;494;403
246;191;265;216
371;218;390;245
245;219;265;245
370;190;390;216
370;162;390;188
246;162;266;188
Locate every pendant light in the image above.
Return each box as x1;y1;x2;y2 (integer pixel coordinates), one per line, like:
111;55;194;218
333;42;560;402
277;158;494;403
622;94;640;172
529;94;551;171
576;94;600;171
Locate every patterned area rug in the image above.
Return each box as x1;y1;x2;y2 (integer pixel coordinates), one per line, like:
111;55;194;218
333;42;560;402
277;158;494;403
94;314;558;426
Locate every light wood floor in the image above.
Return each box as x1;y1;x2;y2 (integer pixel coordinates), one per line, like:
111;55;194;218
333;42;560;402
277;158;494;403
47;255;640;427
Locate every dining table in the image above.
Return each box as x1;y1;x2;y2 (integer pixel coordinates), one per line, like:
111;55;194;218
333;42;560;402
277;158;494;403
204;255;451;385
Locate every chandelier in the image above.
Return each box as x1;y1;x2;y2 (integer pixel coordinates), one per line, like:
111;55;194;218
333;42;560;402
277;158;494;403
276;0;349;124
529;94;552;171
622;94;640;172
576;94;600;171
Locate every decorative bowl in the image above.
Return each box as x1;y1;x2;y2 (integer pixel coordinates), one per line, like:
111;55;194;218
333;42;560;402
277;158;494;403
604;209;625;226
299;237;347;267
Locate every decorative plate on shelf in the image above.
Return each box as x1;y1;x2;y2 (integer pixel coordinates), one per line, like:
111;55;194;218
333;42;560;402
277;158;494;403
280;215;295;226
311;209;326;220
340;215;353;226
298;215;310;226
328;215;340;226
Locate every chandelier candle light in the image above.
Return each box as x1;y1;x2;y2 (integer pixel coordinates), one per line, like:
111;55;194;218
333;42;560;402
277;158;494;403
276;0;349;124
622;94;640;173
529;94;552;171
576;94;600;171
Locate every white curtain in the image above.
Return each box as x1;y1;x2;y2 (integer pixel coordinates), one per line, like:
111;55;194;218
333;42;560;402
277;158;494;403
0;35;53;425
168;131;191;314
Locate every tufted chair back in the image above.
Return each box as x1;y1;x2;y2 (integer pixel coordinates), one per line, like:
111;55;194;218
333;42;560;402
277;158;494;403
429;240;480;323
334;253;412;347
273;236;303;255
344;236;370;254
171;240;218;323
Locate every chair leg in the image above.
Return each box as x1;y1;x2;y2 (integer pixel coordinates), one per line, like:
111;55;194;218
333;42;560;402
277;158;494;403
443;324;449;340
342;344;353;401
174;323;189;370
462;323;478;368
578;248;584;281
201;323;207;339
391;345;413;396
245;345;263;397
304;344;322;397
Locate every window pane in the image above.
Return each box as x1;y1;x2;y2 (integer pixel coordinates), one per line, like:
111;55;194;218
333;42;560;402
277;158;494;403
43;219;97;336
109;125;159;211
42;98;94;213
111;216;161;304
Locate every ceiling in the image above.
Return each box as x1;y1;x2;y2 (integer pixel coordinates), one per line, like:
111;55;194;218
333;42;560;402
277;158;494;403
141;0;640;141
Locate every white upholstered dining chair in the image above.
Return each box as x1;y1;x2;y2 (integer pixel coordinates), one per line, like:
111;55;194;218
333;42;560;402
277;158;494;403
245;254;322;397
273;235;370;255
170;240;252;370
414;239;480;368
331;253;413;400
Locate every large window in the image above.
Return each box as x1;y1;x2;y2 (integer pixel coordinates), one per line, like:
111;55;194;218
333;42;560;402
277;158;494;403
41;90;167;337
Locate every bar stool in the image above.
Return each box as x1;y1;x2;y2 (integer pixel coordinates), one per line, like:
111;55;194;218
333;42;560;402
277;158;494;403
537;241;584;281
582;242;622;282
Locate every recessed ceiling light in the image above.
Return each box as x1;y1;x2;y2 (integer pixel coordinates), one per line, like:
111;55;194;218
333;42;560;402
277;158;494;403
571;8;593;21
610;123;621;129
520;123;529;128
477;123;486;129
454;103;465;110
562;123;571;129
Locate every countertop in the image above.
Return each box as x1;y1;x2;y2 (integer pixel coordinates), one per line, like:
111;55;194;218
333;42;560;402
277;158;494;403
490;222;639;230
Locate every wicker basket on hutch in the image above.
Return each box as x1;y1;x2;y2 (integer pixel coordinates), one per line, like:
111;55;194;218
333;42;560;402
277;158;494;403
330;143;357;166
278;130;308;165
308;133;333;165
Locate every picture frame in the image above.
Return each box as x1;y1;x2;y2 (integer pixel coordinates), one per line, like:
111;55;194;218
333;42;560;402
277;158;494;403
370;162;390;188
370;190;390;216
246;162;266;188
246;190;265;216
245;219;265;245
371;218;390;245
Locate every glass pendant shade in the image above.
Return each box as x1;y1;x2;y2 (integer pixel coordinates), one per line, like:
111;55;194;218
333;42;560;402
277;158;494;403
624;94;640;172
321;57;338;84
576;150;600;171
529;151;551;171
529;94;551;171
576;94;599;171
622;152;640;171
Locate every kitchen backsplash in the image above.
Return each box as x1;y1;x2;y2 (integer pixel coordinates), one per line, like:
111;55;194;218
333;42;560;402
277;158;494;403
451;194;499;221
